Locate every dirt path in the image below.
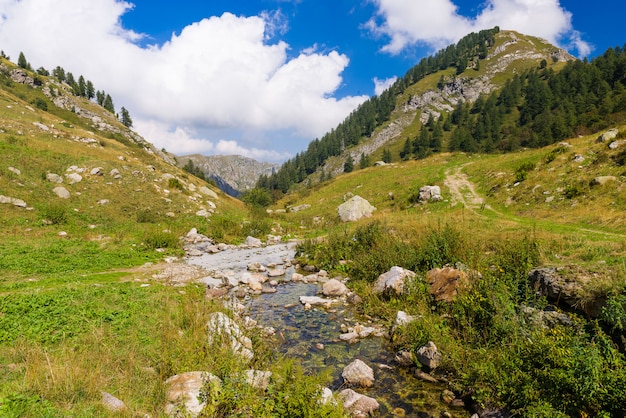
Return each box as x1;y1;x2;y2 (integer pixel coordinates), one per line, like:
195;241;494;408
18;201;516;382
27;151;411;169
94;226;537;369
444;164;490;212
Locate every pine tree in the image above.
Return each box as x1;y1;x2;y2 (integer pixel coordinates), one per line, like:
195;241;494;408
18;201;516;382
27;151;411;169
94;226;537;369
53;66;66;82
343;155;354;173
17;52;30;70
120;107;133;127
359;153;370;169
103;94;115;113
382;148;392;163
86;81;95;100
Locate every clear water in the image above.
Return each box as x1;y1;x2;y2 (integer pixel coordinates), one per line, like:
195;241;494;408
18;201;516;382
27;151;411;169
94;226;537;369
190;243;470;417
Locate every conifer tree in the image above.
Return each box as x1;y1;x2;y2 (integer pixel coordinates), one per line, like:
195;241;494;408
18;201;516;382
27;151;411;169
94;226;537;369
120;106;133;127
343;155;354;173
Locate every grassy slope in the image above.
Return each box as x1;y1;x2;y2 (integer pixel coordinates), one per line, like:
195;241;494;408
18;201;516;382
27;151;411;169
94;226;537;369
274;122;626;275
0;61;339;417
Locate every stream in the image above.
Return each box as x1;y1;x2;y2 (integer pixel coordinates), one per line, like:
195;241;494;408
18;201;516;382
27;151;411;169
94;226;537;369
187;242;470;417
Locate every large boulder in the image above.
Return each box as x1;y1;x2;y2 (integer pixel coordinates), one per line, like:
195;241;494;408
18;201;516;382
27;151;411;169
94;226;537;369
337;196;376;222
372;266;416;296
342;359;374;388
338;389;380;417
596;128;619;142
322;278;349;297
164;371;221;417
528;267;606;317
418;185;442;202
426;267;469;302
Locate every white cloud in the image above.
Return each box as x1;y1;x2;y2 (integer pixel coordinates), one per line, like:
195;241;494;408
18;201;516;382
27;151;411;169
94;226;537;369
368;0;591;57
0;0;368;162
373;76;398;96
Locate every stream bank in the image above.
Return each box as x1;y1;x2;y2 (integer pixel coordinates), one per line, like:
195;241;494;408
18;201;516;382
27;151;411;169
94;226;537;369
187;241;470;417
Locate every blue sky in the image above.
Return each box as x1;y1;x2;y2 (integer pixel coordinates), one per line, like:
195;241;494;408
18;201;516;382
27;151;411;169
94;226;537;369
0;0;624;162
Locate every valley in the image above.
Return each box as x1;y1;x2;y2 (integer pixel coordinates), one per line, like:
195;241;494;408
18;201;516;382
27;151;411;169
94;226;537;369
0;27;625;418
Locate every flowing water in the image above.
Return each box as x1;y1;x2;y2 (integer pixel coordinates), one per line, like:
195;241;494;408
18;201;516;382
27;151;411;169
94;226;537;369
189;243;470;417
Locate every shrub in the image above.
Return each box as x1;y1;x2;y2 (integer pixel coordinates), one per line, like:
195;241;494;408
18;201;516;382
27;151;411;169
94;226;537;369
167;177;184;191
143;230;178;249
564;184;583;199
40;203;68;225
515;161;536;182
136;208;158;223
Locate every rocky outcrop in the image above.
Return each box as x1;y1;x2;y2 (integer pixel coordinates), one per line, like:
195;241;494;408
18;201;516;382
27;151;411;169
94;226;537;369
418;185;442;202
0;195;27;208
528;267;607;317
337;196;376;222
207;312;254;361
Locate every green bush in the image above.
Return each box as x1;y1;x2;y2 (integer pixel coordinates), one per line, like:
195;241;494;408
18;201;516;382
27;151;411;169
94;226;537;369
40;203;68;225
136;208;158;223
167;177;184;191
143;230;178;249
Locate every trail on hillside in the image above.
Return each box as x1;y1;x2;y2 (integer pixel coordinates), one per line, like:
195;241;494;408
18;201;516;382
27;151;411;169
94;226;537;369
443;164;624;239
444;164;492;213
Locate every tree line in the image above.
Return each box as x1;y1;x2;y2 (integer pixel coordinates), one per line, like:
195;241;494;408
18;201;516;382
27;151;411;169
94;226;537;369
257;27;500;196
442;45;626;154
8;51;133;127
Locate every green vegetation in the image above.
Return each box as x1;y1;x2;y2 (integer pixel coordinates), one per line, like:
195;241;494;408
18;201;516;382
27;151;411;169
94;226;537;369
296;219;626;416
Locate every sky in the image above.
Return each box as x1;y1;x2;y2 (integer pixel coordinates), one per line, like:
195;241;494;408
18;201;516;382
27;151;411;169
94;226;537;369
0;0;624;162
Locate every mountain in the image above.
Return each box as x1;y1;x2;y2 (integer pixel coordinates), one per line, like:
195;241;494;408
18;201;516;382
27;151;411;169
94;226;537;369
259;28;596;194
176;154;279;197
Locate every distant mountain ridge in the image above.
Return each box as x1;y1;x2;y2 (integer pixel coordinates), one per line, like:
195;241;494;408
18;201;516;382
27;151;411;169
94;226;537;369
177;154;280;197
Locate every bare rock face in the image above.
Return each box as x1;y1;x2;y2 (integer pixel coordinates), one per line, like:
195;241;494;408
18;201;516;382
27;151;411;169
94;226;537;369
164;371;221;417
426;267;469;302
372;266;416;296
337;196;376;222
342;359;374;388
177;154;279;197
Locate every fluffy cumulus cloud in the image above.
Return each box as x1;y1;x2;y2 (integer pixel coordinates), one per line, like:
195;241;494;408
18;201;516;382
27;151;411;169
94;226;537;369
367;0;591;57
0;0;367;161
373;76;398;96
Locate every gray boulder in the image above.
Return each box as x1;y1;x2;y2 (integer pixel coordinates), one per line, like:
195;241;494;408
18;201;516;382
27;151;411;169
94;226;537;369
338;389;380;417
416;341;442;370
342;359;374;388
101;392;126;412
337;196;376;222
46;173;63;183
596;128;619;142
372;266;416;296
53;186;70;199
65;173;83;184
322;278;349;296
418;185;442;202
0;195;27;208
